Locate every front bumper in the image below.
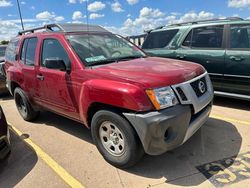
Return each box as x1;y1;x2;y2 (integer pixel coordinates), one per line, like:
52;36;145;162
124;103;212;155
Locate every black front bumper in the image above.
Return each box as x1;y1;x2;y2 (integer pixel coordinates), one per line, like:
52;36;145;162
124;103;212;155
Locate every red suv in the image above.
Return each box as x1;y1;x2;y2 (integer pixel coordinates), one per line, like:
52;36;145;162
5;24;213;168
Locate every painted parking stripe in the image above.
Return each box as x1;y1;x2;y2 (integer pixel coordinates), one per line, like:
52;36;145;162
210;115;250;126
8;122;85;188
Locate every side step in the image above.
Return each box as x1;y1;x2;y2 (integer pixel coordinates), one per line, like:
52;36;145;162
214;91;250;101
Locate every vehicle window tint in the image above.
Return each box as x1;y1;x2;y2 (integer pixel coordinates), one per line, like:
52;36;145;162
5;39;19;62
20;39;28;63
25;38;38;66
142;29;179;49
42;39;70;68
0;46;7;57
190;26;223;48
230;25;250;49
182;30;192;47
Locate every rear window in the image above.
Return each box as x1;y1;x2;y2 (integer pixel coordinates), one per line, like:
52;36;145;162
5;39;19;62
142;29;179;49
0;46;7;57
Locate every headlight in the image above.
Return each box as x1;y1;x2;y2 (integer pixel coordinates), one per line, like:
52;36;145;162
146;86;179;110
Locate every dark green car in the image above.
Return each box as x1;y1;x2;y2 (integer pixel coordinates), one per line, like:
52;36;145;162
142;17;250;100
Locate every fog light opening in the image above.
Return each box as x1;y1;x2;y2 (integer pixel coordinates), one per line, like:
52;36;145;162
164;129;170;141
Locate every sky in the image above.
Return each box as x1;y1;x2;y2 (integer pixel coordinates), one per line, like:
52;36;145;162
0;0;250;40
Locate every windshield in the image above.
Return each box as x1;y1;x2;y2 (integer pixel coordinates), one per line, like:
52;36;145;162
66;33;145;66
0;46;7;57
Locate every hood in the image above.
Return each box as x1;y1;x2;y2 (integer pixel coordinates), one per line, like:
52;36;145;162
91;57;205;89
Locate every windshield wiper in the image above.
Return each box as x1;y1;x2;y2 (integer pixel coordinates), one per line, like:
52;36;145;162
87;55;146;67
87;59;117;66
114;55;146;61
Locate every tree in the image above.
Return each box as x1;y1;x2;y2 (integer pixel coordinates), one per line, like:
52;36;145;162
0;40;9;45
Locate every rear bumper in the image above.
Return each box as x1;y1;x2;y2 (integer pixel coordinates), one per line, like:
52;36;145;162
124;103;212;155
0;77;8;94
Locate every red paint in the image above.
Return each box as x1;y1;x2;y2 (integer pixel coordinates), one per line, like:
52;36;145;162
5;32;205;127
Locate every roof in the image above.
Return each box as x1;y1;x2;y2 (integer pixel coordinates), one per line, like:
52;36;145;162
18;23;110;36
148;17;250;33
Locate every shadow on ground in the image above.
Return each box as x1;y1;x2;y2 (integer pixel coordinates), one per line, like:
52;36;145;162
32;109;242;187
126;118;242;187
0;93;12;101
213;96;250;111
0;131;38;187
35;111;93;144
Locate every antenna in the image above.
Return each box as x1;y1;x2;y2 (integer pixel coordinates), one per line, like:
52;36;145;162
85;0;91;64
16;0;24;30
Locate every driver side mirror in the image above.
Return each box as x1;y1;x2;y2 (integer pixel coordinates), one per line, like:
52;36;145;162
44;59;70;73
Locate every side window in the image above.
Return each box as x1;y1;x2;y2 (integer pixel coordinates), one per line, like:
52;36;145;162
142;29;179;49
41;39;70;68
5;39;19;62
25;38;38;66
230;24;250;49
182;30;192;47
20;39;28;63
183;26;224;48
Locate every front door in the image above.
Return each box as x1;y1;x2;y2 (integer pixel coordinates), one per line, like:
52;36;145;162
223;24;250;96
175;25;226;91
35;37;79;119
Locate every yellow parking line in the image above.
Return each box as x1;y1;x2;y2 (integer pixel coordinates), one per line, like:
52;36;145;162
210;115;250;126
8;122;85;188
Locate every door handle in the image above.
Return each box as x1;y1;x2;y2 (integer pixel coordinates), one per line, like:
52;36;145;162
230;56;244;61
36;74;44;81
176;54;186;59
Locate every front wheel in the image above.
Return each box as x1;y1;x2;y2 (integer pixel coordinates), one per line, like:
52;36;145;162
91;110;144;168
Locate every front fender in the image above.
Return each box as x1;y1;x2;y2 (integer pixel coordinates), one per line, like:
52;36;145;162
79;79;153;125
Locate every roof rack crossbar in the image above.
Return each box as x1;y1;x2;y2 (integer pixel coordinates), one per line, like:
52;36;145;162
18;23;110;35
18;24;64;35
168;17;244;27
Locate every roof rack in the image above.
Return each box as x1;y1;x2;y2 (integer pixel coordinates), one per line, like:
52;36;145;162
168;17;244;27
18;23;109;35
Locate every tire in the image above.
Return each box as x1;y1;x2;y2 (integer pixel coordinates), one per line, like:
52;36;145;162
91;110;144;168
14;87;39;121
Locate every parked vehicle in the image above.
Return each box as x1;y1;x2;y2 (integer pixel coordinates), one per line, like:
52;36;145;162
142;17;250;100
0;45;8;95
5;23;213;168
0;45;7;63
0;106;11;160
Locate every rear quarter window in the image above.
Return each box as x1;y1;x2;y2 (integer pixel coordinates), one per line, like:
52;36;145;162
5;39;19;62
142;29;179;49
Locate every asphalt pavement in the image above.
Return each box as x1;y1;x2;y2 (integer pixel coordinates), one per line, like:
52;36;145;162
0;96;249;188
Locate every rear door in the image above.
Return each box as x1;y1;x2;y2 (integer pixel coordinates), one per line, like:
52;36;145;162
175;25;226;91
35;37;79;120
19;37;38;97
223;24;250;96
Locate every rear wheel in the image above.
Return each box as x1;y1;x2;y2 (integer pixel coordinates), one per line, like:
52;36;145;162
91;110;144;168
14;87;39;121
